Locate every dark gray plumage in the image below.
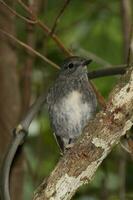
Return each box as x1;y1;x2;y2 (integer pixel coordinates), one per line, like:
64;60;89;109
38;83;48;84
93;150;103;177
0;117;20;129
47;56;97;152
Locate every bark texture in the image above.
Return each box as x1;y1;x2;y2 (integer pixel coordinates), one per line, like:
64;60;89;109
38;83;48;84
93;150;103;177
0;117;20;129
33;67;133;200
0;1;24;200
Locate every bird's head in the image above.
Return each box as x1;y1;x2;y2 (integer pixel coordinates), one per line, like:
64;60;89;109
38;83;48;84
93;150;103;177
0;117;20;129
60;56;92;77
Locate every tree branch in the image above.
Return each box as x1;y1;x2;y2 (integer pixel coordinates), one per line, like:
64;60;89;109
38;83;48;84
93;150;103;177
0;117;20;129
50;0;71;34
0;29;59;69
0;0;73;56
33;67;133;200
18;0;73;56
87;66;127;79
0;0;37;24
0;91;47;200
0;0;129;110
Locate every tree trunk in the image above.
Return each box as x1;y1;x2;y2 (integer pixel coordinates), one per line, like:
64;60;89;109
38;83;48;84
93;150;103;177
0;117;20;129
0;1;24;200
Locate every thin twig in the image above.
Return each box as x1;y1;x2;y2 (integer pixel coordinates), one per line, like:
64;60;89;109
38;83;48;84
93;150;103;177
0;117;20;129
50;0;71;34
121;0;132;62
1;0;112;109
127;24;133;67
0;28;127;79
4;0;106;108
37;20;73;56
0;29;60;69
0;0;37;24
18;0;33;15
18;0;73;56
21;0;42;115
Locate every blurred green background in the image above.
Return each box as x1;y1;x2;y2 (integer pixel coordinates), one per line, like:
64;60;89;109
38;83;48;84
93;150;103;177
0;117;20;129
0;0;133;199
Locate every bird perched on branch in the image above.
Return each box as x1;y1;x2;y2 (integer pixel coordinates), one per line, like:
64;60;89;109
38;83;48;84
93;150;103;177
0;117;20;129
47;56;97;152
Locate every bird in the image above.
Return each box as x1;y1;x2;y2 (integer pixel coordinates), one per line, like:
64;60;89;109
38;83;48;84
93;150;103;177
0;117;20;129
47;56;97;152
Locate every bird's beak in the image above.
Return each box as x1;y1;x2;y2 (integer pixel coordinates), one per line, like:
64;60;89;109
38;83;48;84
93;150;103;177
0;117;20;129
82;59;92;66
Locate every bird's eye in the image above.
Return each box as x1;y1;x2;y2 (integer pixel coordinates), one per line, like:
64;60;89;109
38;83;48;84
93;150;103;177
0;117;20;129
68;63;74;69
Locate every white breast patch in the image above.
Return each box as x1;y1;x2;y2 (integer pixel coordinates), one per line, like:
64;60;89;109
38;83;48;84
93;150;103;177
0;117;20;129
61;91;91;133
64;91;82;123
